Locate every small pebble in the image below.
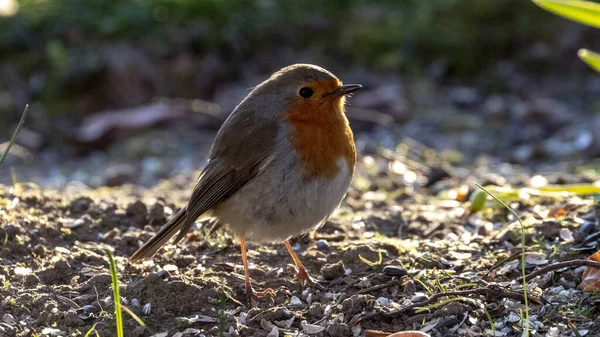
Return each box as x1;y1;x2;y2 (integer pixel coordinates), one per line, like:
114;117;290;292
501;327;514;334
2;314;15;325
306;293;312;305
82;305;98;314
64;311;85;327
308;302;324;318
382;265;408;277
290;296;303;306
375;297;393;307
326;322;350;337
163;264;178;272
131;299;140;307
320;261;345;280
410;295;429;303
157;270;171;280
579;221;597;234
435;317;460;329
316;239;329;251
103;296;113;307
143;303;151;315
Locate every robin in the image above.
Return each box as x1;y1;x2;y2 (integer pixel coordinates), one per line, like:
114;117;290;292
129;64;361;303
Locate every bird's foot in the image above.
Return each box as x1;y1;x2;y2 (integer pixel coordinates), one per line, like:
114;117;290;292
287;264;326;291
245;284;276;306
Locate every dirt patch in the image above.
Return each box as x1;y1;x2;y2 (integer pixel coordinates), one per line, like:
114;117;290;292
1;148;599;337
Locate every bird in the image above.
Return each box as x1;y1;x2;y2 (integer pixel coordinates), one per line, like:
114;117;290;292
129;63;361;303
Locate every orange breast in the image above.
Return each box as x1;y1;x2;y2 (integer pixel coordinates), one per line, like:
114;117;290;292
283;100;356;179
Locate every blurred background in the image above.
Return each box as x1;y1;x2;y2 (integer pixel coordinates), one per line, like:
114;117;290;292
1;0;600;188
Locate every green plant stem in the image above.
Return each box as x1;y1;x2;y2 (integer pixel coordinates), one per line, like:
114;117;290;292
104;249;124;337
0;105;28;168
475;182;529;337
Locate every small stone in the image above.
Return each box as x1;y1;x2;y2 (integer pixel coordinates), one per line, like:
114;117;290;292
2;314;15;325
403;280;417;295
579;221;597;234
126;200;148;226
302;323;325;334
163;264;178;272
375;297;393;307
149;203;167;226
143;303;151;315
341;294;373;316
14;267;32;276
82;305;98;314
410;295;429;303
325;322;350;337
157;270;171;280
559;228;574;242
41;327;66;336
382;265;408;277
316;239;329;251
32;244;47;257
290;296;302;306
320;261;345;280
24;274;41;287
506;311;520;322
435;317;460;329
308;303;323;319
131;299;140;307
63;311;85;327
501;327;514;334
70;197;93;214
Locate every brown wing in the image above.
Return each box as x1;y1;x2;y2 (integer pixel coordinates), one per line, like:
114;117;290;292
130;101;279;262
171;103;279;243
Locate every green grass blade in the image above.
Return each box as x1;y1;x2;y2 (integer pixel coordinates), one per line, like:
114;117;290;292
533;0;600;29
121;305;148;331
0;105;29;168
578;49;600;73
475;182;529;337
104;249;124;337
84;323;98;337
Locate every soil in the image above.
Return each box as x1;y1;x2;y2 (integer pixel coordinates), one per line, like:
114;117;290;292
1;136;599;337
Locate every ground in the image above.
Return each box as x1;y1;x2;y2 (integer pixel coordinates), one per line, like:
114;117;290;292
1;133;599;337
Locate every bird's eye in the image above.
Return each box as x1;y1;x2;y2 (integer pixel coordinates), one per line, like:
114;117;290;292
299;87;314;98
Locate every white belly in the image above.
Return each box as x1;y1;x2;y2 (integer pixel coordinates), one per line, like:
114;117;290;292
213;151;352;243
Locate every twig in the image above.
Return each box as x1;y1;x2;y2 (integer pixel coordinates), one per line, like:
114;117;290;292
334;278;399;306
359;287;542;322
523;260;600;282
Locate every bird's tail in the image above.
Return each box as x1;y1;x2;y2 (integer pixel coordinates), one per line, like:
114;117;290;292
129;208;188;262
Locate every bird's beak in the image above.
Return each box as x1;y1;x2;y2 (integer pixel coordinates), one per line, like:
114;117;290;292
324;84;363;98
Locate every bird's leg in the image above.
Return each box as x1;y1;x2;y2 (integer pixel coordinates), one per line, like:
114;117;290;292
284;240;324;289
240;237;276;304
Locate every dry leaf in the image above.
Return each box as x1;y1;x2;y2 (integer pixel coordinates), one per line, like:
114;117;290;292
578;250;600;292
547;206;567;218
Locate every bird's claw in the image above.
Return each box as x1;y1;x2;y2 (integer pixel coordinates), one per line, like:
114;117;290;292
288;264;326;291
245;285;276;306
